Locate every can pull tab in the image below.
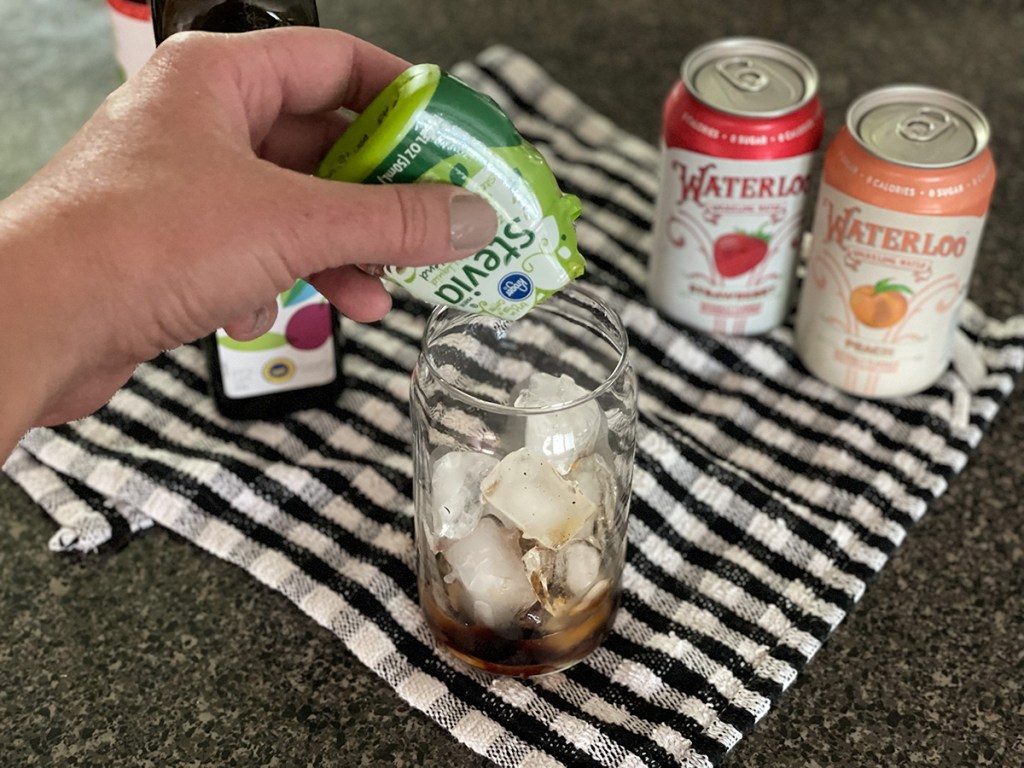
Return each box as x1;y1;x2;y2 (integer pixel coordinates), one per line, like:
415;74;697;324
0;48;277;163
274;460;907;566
715;57;768;92
898;107;955;142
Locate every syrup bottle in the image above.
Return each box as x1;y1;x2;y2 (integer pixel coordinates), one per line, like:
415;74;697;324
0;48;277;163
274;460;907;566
151;0;343;420
152;0;318;39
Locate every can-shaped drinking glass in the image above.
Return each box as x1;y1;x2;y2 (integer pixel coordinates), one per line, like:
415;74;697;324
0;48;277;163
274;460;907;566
410;286;638;677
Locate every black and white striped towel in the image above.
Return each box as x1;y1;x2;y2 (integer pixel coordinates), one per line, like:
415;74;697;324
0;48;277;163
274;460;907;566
6;46;1024;768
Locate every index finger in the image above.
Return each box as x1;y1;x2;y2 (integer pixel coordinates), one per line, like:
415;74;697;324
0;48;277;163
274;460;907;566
241;26;410;114
153;27;410;141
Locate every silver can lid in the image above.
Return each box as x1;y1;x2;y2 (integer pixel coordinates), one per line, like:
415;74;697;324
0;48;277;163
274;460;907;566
848;85;991;169
682;37;819;118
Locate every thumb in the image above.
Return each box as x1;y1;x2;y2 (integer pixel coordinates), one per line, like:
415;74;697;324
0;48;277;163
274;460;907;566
272;176;499;277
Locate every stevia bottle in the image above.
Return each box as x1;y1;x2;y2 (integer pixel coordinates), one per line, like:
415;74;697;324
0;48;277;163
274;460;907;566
151;0;344;420
316;63;585;320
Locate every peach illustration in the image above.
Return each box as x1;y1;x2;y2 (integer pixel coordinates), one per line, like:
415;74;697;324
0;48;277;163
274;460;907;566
850;278;913;328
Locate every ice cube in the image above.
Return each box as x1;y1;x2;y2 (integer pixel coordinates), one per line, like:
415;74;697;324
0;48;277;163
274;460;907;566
444;516;536;630
570;578;611;616
431;451;499;545
514;373;604;474
522;540;604;618
522;545;556;610
482;448;598;549
562;540;602;596
569;453;616;512
558;453;616;545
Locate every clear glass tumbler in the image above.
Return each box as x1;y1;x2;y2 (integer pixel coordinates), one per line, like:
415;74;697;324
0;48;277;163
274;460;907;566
410;286;638;677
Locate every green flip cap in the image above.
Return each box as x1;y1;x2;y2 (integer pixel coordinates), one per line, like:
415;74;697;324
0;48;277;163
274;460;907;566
316;64;584;319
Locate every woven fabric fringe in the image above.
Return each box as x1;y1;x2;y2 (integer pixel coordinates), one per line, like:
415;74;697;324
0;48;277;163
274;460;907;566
6;46;1024;768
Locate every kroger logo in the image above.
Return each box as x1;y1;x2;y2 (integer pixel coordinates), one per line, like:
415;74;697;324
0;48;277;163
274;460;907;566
499;272;533;301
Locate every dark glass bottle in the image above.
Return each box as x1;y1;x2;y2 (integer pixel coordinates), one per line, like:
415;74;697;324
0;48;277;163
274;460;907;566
152;0;318;41
151;0;343;421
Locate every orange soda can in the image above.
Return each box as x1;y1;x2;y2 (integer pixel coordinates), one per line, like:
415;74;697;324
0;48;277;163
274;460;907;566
794;85;996;398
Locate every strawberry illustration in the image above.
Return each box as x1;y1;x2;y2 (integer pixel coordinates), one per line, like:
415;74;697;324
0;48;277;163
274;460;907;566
713;228;771;278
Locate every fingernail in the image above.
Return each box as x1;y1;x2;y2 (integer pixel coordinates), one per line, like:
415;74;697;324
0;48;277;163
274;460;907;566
249;305;272;336
449;193;498;252
357;263;385;277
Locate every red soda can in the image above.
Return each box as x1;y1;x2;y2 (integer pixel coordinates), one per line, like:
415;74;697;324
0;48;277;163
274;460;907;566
795;86;996;398
648;38;825;335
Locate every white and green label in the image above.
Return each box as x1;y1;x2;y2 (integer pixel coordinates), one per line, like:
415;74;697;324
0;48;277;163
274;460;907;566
216;281;336;398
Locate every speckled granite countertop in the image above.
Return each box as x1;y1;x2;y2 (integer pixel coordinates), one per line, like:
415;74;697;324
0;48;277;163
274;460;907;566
2;1;1022;766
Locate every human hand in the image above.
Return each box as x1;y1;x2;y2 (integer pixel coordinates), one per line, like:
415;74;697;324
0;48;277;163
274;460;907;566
0;27;497;453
